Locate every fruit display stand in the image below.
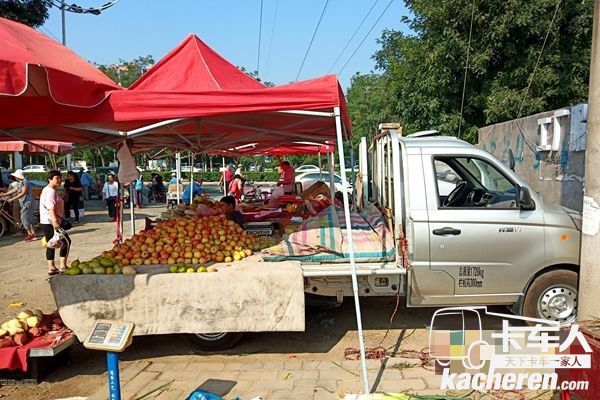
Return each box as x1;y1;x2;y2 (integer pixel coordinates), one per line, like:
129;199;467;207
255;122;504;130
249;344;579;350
0;313;76;383
49;259;305;341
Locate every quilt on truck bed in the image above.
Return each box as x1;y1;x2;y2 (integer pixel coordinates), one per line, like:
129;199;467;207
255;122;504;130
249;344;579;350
264;204;396;263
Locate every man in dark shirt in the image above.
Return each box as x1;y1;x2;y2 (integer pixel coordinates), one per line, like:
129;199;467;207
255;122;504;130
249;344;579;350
220;195;244;226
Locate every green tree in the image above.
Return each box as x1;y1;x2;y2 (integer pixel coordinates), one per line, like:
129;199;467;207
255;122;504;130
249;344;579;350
347;72;398;144
348;0;594;143
0;0;49;27
96;56;155;88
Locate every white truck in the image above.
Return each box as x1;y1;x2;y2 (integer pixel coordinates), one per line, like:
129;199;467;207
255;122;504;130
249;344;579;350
192;127;580;350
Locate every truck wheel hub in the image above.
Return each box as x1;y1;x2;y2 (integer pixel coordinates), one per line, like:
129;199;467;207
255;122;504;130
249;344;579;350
538;285;577;323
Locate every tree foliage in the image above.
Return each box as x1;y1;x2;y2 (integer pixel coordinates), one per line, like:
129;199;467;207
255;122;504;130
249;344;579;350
96;55;155;88
0;0;49;27
348;0;594;143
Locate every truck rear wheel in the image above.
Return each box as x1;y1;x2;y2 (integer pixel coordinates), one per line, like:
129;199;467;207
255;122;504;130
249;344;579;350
187;332;244;351
522;270;578;324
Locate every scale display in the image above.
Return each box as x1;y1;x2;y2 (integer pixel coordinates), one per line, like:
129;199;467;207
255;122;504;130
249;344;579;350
83;320;135;352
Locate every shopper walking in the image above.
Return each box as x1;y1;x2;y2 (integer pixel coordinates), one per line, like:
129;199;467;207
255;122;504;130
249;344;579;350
64;171;82;223
102;174;119;221
80;168;92;200
40;170;71;275
3;169;36;241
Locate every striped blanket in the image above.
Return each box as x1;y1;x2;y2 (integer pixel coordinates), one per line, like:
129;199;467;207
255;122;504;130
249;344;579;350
264;204;396;263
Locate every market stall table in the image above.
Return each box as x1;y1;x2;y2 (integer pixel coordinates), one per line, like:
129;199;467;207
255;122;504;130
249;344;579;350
0;328;76;382
49;261;305;341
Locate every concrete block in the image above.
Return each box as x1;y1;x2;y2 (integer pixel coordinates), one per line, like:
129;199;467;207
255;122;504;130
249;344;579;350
146;361;189;372
120;371;160;398
377;378;427;392
186;361;226;371
120;361;150;381
283;360;303;370
237;369;279;381
319;368;360;381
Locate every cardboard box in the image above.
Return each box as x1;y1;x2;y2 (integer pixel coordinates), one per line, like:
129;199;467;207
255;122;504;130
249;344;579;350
300;181;331;201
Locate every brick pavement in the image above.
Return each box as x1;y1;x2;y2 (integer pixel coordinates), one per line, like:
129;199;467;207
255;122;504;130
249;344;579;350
88;356;555;400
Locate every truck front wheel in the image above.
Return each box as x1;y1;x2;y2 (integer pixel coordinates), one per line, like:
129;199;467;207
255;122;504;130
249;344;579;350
522;269;578;324
187;332;244;351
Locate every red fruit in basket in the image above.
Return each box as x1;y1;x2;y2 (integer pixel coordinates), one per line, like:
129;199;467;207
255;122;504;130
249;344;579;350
13;332;29;346
28;327;42;337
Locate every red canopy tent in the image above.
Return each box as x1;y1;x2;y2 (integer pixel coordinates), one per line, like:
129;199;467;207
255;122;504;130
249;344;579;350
0;139;73;154
0;26;369;391
0;17;120;130
0;33;351;154
223;142;334;157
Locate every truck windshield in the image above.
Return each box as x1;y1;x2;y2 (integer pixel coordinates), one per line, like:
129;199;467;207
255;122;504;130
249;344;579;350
434;157;517;208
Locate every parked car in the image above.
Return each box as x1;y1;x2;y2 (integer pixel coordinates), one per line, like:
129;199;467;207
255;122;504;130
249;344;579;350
295;171;352;193
23;165;50;173
170;166;203;173
295;164;321;174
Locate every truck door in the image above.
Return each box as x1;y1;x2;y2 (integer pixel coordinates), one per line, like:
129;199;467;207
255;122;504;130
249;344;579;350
421;153;545;305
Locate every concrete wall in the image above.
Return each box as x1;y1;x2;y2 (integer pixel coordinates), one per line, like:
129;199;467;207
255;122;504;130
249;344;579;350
478;104;588;212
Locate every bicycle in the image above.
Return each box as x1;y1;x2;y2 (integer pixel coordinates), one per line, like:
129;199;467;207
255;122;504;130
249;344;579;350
241;181;272;204
0;199;21;239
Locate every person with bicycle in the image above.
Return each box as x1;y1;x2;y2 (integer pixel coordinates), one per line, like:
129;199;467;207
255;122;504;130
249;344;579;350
2;169;36;241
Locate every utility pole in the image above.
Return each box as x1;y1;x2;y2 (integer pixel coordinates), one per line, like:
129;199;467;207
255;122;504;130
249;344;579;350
578;0;600;321
61;0;66;45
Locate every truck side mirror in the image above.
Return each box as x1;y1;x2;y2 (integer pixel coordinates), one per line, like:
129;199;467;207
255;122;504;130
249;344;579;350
518;186;535;210
508;149;515;171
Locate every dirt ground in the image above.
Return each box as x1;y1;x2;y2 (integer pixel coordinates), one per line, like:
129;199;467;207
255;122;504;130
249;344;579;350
0;199;557;400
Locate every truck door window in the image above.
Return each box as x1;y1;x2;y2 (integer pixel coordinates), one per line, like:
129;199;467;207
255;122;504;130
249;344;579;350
434;157;518;209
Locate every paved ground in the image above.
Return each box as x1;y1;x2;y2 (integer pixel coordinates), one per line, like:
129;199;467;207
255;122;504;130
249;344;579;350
0;192;558;399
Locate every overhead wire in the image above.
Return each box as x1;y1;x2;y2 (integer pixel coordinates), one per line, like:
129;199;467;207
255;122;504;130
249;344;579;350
457;0;476;140
295;0;330;81
39;25;61;42
257;0;264;76
337;0;395;75
327;0;381;74
264;0;279;81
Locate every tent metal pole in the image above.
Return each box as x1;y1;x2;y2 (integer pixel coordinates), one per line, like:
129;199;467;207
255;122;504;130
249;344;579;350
130;182;135;236
334;106;369;394
318;151;323;180
350;143;356;211
190;152;194;204
222;156;227;195
328;150;335;201
175;152;181;205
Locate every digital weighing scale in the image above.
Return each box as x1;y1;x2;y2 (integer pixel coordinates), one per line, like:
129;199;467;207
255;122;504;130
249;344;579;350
83;320;135;400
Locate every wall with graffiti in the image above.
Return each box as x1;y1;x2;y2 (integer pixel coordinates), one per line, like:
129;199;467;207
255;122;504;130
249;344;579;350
478;104;587;212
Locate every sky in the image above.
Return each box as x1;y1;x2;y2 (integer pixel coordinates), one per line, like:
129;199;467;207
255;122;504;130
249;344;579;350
39;0;411;91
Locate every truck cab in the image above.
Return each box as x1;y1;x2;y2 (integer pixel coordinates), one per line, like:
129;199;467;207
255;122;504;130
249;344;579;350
366;127;580;323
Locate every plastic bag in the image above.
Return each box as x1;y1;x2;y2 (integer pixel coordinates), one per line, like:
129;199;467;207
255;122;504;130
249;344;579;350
47;229;64;249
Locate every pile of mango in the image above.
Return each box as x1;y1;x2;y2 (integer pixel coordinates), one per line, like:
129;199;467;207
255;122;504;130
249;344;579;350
64;257;136;275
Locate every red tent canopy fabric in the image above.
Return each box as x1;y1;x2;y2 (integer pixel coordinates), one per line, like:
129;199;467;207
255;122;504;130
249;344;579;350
0;31;351;153
130;34;264;92
232;142;334;156
0;17;120;107
0;140;73;154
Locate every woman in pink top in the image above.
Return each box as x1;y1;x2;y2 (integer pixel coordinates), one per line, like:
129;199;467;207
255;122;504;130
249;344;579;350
40;170;71;275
